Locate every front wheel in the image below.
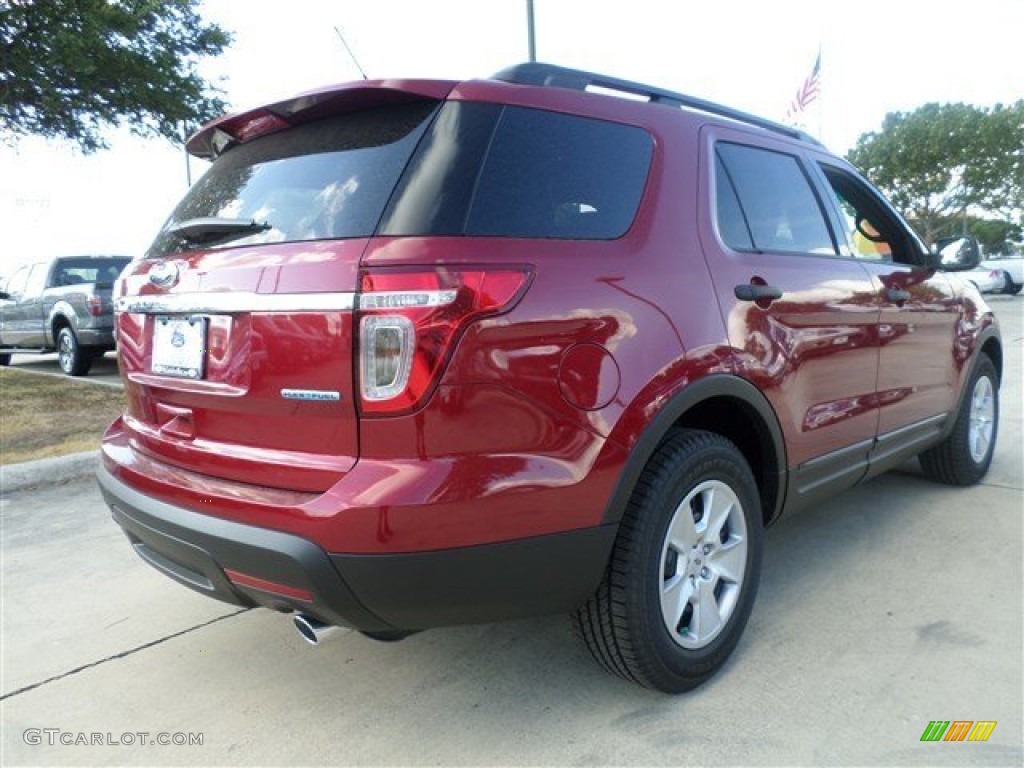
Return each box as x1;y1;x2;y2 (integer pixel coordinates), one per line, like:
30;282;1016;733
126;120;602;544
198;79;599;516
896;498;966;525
57;327;93;376
575;429;763;693
919;354;998;485
0;353;10;367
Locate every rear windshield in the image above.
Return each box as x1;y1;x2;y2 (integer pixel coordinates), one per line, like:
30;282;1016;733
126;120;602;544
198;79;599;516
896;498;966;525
147;101;439;258
148;99;653;258
53;257;131;286
380;102;654;239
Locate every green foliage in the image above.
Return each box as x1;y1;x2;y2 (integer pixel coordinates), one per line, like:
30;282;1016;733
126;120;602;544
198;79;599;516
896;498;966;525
0;0;231;152
968;217;1022;255
846;101;1024;245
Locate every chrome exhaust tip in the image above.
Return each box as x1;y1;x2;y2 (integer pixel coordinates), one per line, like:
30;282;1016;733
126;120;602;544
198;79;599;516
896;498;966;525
293;614;351;646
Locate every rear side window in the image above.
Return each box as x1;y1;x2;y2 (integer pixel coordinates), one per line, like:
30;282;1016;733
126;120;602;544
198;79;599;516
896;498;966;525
380;103;653;239
53;257;131;286
147;102;439;258
715;143;835;255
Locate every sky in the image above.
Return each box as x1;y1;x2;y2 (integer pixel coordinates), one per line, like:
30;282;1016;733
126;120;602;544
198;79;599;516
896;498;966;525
1;0;1022;275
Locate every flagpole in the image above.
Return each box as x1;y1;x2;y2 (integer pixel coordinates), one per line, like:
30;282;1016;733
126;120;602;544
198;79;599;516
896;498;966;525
817;45;823;143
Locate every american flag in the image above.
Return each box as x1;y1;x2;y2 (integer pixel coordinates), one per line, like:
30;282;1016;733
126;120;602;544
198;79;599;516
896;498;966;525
786;52;821;122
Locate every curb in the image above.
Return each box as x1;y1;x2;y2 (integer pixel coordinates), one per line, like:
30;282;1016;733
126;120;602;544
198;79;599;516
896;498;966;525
1;451;100;494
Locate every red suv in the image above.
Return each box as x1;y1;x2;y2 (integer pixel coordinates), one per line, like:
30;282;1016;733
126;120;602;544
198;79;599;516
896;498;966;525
99;63;1001;692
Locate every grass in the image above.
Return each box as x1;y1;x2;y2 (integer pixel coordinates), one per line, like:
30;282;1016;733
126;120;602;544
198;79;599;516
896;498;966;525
0;368;125;464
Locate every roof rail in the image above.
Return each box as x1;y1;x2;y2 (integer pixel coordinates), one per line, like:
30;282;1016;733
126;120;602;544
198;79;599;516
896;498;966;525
492;62;821;146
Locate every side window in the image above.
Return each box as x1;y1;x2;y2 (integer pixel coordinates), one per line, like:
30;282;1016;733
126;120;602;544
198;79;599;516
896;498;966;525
715;142;836;256
24;264;49;297
381;103;654;240
466;107;652;239
5;266;30;297
817;166;899;262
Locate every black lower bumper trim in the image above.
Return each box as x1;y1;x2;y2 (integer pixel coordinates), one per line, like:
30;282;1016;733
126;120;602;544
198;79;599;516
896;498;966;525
98;465;619;632
334;526;619;630
97;465;393;631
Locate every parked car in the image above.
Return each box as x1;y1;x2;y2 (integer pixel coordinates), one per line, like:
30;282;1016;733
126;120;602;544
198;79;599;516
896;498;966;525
980;250;1023;294
0;255;131;375
98;63;1001;693
962;265;1009;293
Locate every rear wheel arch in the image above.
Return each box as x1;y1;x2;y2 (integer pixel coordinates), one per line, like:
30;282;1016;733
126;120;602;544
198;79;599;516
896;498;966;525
604;375;787;528
50;313;72;346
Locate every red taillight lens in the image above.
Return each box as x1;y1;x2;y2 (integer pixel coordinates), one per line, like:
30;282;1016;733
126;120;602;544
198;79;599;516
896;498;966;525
357;268;530;415
86;295;104;316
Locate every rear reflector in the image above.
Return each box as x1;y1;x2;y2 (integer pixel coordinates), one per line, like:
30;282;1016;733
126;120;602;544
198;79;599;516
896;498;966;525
224;569;312;602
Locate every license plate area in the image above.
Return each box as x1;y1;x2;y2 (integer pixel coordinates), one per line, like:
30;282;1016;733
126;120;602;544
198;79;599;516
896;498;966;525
152;315;207;379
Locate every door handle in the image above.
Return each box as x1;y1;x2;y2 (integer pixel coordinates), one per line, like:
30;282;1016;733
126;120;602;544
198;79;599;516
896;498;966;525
734;283;783;302
886;288;911;304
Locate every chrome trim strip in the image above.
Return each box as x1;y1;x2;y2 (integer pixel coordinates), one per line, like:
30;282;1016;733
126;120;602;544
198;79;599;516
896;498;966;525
117;292;356;314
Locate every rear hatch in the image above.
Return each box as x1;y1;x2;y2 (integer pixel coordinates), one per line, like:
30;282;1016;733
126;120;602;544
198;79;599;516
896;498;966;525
116;83;452;493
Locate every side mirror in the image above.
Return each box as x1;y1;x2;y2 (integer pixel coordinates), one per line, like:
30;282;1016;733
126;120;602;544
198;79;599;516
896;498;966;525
0;291;10;301
932;236;982;271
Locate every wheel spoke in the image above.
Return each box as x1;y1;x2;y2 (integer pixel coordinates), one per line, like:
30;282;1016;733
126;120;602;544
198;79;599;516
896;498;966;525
692;577;723;641
660;574;694;631
666;501;698;551
703;485;735;542
709;540;745;583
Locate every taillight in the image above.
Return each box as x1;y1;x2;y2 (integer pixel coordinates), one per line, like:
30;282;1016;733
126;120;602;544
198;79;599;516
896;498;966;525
86;295;104;316
357;268;531;415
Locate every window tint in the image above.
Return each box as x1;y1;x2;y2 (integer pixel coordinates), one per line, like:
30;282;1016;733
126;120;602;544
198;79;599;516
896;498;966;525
714;154;754;250
381;103;653;239
716;143;835;255
148;102;439;258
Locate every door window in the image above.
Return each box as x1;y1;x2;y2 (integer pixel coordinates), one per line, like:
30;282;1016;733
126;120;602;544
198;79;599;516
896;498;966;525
715;142;836;255
817;165;925;266
24;264;49;297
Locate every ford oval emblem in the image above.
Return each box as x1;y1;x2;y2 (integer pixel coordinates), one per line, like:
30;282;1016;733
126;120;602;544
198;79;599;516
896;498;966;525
148;261;179;288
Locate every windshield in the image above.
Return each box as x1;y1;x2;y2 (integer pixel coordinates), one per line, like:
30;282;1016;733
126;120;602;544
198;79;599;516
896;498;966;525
147;101;439;258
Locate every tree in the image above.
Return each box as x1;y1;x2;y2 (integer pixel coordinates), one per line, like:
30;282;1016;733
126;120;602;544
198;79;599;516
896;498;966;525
846;101;1024;245
0;0;231;152
968;217;1022;255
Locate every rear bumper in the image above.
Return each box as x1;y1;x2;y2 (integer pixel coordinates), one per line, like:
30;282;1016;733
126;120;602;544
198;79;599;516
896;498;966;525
75;327;116;347
98;465;617;631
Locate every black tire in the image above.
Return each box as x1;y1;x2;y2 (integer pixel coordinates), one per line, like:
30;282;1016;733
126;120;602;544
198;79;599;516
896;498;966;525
574;429;763;693
1007;279;1022;296
57;326;92;376
999;271;1015;295
919;354;998;485
0;353;10;366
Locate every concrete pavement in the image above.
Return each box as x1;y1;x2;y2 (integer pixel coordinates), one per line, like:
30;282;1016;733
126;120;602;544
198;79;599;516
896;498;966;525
1;298;1021;766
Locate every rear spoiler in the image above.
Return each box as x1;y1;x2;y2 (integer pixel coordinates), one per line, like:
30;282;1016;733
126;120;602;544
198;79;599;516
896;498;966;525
186;78;458;160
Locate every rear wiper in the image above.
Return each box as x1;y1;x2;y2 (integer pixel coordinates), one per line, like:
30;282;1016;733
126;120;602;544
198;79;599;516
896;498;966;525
166;217;271;245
